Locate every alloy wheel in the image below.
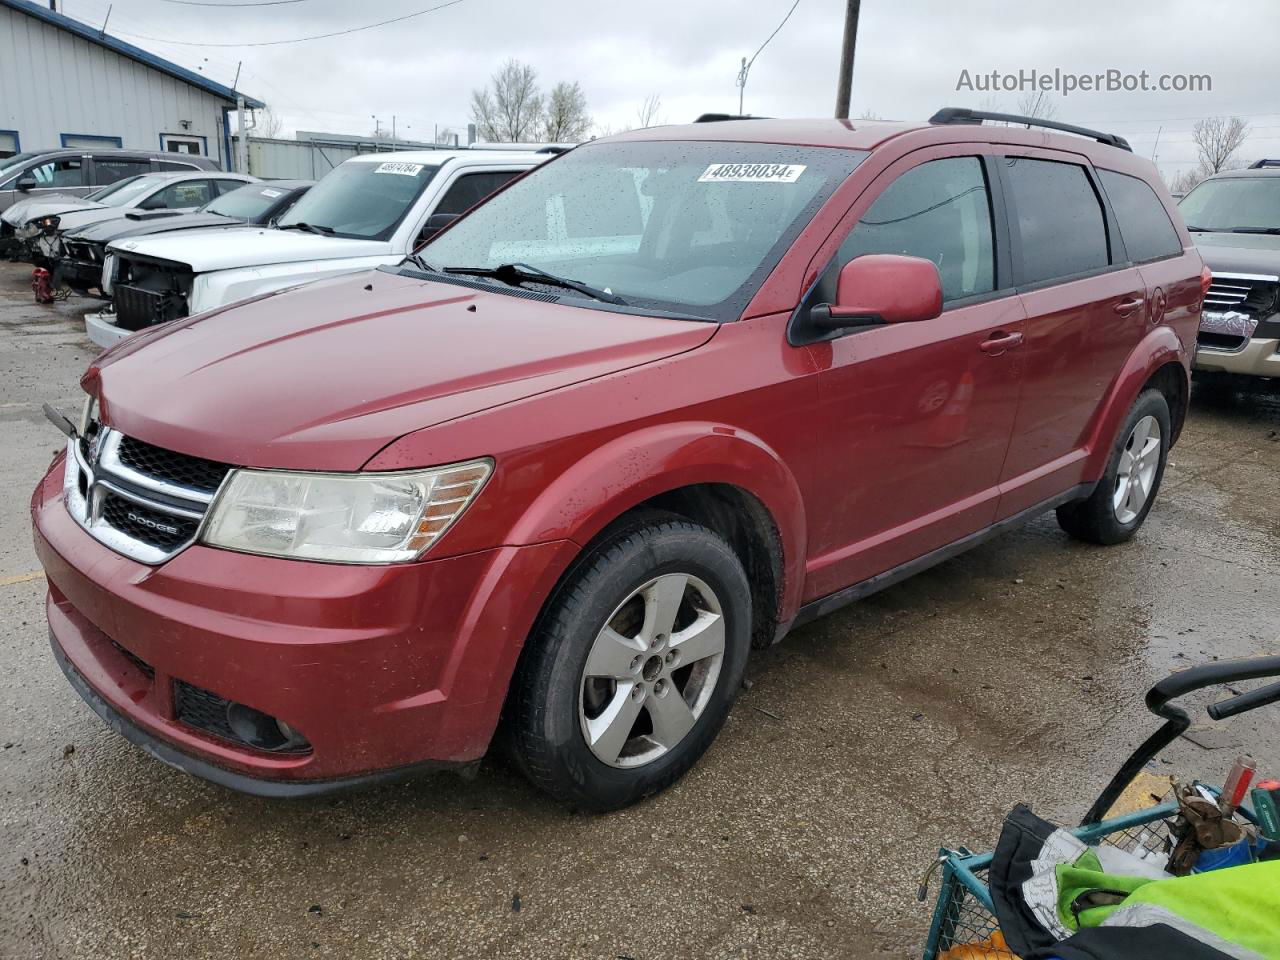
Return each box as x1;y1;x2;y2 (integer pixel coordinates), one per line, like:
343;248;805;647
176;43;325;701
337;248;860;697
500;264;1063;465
1113;414;1162;524
578;573;725;769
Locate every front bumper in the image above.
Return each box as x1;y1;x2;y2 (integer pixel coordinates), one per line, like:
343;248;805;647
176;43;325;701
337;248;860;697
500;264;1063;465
84;309;130;349
1194;337;1280;378
32;459;576;793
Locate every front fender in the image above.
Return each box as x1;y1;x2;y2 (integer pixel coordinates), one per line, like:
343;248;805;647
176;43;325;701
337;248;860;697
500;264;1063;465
506;422;808;623
1083;324;1189;478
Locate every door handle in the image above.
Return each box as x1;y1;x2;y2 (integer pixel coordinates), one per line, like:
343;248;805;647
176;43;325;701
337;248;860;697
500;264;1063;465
1113;297;1146;316
979;331;1023;356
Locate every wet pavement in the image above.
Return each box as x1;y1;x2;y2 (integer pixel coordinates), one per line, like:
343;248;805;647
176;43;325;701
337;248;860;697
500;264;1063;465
1;260;1278;959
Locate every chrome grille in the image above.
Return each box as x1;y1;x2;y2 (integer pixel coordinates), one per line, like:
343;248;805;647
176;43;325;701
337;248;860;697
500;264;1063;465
63;427;231;564
1203;272;1279;311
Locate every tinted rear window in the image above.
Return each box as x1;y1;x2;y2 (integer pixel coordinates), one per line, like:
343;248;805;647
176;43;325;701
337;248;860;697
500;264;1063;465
1098;169;1182;262
1003;157;1109;285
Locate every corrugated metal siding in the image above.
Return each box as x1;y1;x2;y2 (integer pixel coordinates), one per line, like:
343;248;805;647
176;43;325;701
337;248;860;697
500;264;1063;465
0;6;229;164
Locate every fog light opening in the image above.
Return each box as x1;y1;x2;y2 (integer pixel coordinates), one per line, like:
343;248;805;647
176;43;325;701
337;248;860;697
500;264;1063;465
225;702;310;752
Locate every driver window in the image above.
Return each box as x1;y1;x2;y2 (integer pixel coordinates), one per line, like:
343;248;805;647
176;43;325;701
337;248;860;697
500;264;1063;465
29;158;85;188
825;157;995;304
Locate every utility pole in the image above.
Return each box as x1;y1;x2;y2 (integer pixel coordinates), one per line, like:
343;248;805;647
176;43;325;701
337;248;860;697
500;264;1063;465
236;95;248;173
834;0;861;119
392;115;396;140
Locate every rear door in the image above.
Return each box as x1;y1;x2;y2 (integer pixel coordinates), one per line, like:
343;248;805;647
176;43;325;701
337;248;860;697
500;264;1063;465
995;151;1148;518
799;147;1027;600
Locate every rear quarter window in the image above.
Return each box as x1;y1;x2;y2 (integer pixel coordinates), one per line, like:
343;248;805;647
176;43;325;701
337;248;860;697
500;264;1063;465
1003;157;1109;285
1097;169;1183;262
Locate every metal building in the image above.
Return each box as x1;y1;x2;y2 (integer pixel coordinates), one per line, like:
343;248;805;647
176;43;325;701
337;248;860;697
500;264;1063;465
0;0;262;167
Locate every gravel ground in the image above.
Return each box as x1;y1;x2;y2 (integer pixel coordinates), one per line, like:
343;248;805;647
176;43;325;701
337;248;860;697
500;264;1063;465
1;261;1277;959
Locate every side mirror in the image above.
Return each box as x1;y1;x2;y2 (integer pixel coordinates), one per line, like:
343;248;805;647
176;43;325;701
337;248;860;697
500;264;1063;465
417;212;459;244
15;176;37;192
809;254;943;333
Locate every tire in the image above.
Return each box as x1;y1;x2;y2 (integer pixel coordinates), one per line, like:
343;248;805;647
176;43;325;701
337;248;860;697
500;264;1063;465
1056;388;1171;545
508;516;751;811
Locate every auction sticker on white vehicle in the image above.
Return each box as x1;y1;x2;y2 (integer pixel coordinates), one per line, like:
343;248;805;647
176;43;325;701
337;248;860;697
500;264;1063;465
698;163;806;183
374;162;425;176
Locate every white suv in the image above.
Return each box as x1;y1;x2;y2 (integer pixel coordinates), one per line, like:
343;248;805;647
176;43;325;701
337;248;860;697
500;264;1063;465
86;149;552;347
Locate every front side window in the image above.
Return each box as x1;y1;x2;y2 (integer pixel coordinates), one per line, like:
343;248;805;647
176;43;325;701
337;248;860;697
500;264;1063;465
1003;157;1109;285
1178;176;1280;233
1098;169;1182;262
28;158;85;188
419;140;866;320
432;171;521;217
835;156;995;303
277;160;441;240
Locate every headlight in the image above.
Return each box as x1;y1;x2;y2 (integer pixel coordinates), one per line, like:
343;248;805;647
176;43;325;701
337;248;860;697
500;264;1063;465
201;460;492;564
39;215;61;235
16;221;42;239
101;253;116;295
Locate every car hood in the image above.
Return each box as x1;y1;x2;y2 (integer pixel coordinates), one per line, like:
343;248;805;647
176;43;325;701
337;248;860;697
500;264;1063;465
54;206;149;234
108;226;391;271
86;269;717;470
4;196;104;225
1192;231;1280;276
71;211;238;244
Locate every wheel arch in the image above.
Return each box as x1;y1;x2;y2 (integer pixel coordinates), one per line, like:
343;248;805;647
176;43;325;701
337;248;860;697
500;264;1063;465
1083;326;1189;477
507;422;807;647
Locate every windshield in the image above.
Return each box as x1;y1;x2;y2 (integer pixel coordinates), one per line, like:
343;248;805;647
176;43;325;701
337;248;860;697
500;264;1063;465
0;152;38;175
277;160;439;240
1179;177;1280;231
203;183;289;220
85;176;143;202
417;140;866;320
98;174;169;207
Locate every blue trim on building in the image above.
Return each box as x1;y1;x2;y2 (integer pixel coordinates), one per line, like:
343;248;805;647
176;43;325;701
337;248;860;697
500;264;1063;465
0;129;19;154
61;133;124;148
159;133;210;156
1;0;264;108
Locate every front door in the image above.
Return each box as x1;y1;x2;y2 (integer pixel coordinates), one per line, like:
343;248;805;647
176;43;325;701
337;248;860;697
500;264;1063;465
800;150;1026;601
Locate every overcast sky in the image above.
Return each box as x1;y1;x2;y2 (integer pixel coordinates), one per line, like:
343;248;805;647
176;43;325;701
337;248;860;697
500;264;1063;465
57;0;1280;178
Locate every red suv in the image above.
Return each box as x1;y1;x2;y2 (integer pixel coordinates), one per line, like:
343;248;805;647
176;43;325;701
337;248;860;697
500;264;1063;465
32;110;1206;810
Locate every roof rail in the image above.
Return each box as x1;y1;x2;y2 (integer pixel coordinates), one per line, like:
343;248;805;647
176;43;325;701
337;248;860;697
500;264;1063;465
694;113;767;123
1250;159;1280;169
929;107;1132;152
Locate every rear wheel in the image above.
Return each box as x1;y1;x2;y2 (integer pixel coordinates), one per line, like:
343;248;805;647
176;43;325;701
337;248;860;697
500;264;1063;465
508;516;751;811
1056;388;1171;545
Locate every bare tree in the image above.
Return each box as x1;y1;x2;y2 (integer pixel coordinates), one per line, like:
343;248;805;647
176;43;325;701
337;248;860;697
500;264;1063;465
470;59;544;142
542;81;592;142
1193;116;1250;175
251;105;283;139
635;93;664;129
435;126;459;146
857;109;882;120
1015;91;1058;121
1169;168;1203;195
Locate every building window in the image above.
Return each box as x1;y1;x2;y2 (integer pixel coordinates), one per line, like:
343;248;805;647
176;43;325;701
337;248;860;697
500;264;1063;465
60;133;124;149
160;134;207;156
0;130;19;160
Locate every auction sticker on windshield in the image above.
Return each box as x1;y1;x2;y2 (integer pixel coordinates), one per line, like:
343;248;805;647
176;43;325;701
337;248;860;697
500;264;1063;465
698;163;806;183
374;162;425;176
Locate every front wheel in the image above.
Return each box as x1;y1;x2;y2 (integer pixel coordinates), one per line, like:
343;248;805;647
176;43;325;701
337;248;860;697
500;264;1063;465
507;516;751;811
1056;388;1171;545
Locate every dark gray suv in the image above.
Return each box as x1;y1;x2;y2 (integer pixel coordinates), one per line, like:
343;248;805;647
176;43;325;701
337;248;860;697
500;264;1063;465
1180;160;1280;380
0;148;221;214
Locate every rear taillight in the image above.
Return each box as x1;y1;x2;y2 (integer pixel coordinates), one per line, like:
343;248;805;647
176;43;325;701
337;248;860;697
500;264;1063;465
1200;265;1213;301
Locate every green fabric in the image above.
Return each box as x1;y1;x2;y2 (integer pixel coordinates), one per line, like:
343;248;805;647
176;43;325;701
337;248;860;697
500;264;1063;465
1110;861;1280;959
1053;852;1153;931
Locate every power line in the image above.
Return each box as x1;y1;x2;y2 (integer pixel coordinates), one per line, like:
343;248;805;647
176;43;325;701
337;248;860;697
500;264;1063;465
109;0;467;46
150;0;314;6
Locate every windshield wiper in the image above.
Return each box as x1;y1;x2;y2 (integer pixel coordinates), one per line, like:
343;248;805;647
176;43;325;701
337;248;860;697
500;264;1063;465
1227;226;1280;235
402;252;436;273
277;221;334;235
1185;225;1212;232
444;262;627;305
